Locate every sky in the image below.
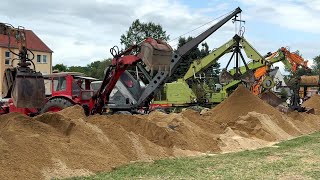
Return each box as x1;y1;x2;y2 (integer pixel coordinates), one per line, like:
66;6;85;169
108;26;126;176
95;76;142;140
1;0;319;72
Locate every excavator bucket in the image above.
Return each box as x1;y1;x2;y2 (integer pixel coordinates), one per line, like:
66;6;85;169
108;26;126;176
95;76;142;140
305;108;315;114
3;67;45;108
240;70;255;84
260;91;283;107
139;39;173;72
287;106;315;114
219;69;234;84
220;69;255;84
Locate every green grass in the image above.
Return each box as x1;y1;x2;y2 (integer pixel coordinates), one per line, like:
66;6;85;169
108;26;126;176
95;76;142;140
69;132;320;180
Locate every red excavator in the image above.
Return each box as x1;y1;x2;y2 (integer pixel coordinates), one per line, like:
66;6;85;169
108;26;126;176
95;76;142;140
0;7;244;116
88;7;243;115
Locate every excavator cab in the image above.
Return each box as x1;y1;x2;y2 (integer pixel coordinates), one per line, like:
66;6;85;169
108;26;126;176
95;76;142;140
0;23;45;108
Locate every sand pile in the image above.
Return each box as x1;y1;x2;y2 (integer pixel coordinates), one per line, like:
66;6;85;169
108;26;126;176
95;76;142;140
88;111;221;154
0;106;221;180
204;86;304;137
303;94;320;114
0;108;131;180
1;86;320;179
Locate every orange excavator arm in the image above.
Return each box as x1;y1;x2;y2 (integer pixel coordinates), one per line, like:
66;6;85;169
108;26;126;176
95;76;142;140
251;47;310;96
280;47;310;73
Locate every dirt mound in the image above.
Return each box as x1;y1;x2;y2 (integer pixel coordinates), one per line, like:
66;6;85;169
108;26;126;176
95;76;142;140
218;127;275;153
207;86;282;123
0;111;129;180
303;94;320;114
231;112;292;141
89;112;221;154
205;86;301;136
2;86;320;179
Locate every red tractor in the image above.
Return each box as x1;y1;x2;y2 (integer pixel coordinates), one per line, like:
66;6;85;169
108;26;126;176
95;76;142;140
0;72;100;116
40;72;99;115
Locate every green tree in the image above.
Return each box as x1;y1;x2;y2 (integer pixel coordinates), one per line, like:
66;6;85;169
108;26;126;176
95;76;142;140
52;63;67;72
279;88;288;99
68;66;89;75
59;59;112;80
86;59;112;80
312;55;320;74
177;36;206;60
177;36;220;83
120;19;169;50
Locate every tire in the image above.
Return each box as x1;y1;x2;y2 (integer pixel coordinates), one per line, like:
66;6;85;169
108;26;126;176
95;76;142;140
114;111;132;115
82;104;90;116
40;98;73;113
153;108;167;114
187;106;203;112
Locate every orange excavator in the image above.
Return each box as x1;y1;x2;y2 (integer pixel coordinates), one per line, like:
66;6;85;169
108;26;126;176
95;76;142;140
249;47;315;112
251;47;310;96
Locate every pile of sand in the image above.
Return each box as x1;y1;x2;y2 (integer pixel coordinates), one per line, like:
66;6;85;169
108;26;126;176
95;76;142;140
0;108;130;180
1;86;320;179
204;86;305;137
201;86;320;150
303;94;320;114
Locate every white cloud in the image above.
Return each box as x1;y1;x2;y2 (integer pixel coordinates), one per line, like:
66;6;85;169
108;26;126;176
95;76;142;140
236;0;320;67
1;0;318;73
0;0;240;66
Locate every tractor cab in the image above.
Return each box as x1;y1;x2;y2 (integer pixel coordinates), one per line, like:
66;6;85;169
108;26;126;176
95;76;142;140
41;72;99;114
44;72;98;98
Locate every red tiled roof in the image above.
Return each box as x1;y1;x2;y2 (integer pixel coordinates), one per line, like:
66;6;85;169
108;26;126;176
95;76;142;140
0;30;53;53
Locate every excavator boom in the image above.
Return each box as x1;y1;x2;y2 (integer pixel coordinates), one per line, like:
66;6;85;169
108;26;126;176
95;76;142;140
91;7;242;114
251;47;310;95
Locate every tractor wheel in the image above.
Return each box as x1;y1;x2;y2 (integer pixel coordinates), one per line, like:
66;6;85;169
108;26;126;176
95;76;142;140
187;106;203;112
152;107;167;114
40;98;73;113
82;104;90;116
114;111;132;115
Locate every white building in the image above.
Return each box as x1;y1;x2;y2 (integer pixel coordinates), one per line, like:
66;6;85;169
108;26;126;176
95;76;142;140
269;67;287;93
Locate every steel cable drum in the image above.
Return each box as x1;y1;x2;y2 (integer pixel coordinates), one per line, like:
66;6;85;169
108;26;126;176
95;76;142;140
11;68;45;108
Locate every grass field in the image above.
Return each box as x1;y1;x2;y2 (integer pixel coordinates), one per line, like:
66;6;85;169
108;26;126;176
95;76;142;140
70;132;320;180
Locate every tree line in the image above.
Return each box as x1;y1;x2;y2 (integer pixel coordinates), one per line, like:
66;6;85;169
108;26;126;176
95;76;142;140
53;19;220;81
53;59;112;80
53;19;319;81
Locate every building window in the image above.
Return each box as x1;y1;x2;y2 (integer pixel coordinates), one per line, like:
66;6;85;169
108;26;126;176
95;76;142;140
43;55;47;63
5;51;10;65
37;55;41;63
